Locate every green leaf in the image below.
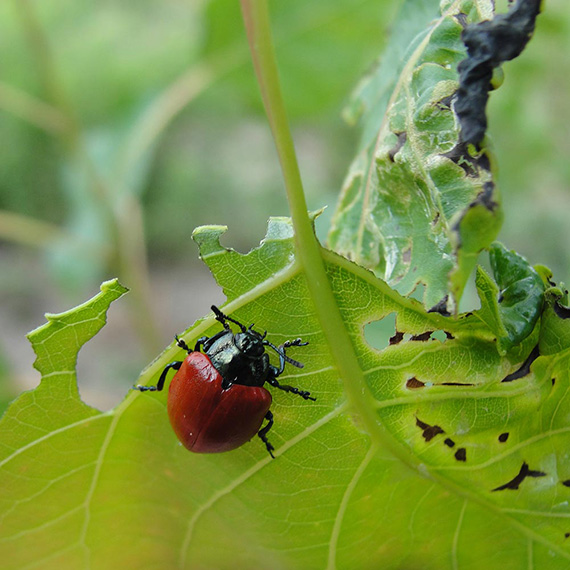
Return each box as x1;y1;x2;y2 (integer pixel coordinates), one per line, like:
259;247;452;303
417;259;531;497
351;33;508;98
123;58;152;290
2;223;570;568
474;242;545;353
0;279;128;568
539;284;570;356
328;0;502;311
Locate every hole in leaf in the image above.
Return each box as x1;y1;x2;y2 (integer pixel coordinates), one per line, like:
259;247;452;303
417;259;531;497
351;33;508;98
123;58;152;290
410;331;433;341
406;377;425;389
364;313;397;350
430;330;446;343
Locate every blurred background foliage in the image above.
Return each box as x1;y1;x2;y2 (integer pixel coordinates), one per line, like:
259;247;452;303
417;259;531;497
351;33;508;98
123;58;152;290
0;0;568;412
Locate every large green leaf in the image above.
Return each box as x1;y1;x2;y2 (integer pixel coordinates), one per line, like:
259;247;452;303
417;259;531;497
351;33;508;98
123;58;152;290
328;0;502;311
1;220;569;568
0;279;128;568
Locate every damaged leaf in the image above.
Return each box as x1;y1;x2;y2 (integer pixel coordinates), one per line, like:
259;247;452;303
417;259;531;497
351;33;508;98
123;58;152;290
329;0;504;311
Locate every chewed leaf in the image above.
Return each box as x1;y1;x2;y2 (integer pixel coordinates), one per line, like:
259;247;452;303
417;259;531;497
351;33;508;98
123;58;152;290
0;279;127;452
0;279;128;569
0;1;560;565
473;243;545;353
2;221;570;567
190;225;570;564
28;279;129;379
491;242;545;350
191;216;297;298
328;0;501;311
539;285;570;356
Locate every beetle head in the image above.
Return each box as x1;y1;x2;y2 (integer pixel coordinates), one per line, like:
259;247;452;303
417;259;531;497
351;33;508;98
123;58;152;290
211;305;306;368
234;329;266;358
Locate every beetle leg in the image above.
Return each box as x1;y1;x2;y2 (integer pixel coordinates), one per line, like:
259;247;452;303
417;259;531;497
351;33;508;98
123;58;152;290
266;373;316;401
192;336;209;352
273;339;309;376
175;334;214;354
283;338;309;349
258;411;275;458
133;361;182;392
175;336;192;352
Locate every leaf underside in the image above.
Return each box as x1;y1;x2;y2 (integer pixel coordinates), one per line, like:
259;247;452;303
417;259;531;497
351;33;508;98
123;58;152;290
328;0;502;311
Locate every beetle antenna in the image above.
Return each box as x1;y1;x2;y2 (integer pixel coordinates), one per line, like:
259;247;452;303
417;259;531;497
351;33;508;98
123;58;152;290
264;340;305;368
211;305;247;333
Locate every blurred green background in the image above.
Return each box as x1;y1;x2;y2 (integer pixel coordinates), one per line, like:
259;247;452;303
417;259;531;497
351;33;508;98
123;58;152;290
0;0;568;411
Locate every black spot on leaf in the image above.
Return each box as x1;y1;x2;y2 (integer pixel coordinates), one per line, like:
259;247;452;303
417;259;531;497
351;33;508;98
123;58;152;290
561;480;570;488
389;331;404;345
498;432;509;443
436;94;455;111
553;301;570;319
442;143;477;176
501;345;540;382
416;417;445;442
444;438;455;448
454;448;467;462
428;297;451;316
492;461;546;491
442;143;493;179
388;131;407;162
454;12;468;29
440;382;475;386
451;183;499;241
473;181;497;209
410;331;433;342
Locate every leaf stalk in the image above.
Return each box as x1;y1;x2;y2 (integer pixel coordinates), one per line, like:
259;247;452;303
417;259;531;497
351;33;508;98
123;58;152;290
239;0;422;470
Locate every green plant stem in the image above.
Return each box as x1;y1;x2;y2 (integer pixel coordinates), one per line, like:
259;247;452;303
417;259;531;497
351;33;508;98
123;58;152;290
0;82;67;134
0;210;74;248
239;0;421;471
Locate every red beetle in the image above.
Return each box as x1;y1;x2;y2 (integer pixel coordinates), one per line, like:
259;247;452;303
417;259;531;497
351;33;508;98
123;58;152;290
135;306;314;457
